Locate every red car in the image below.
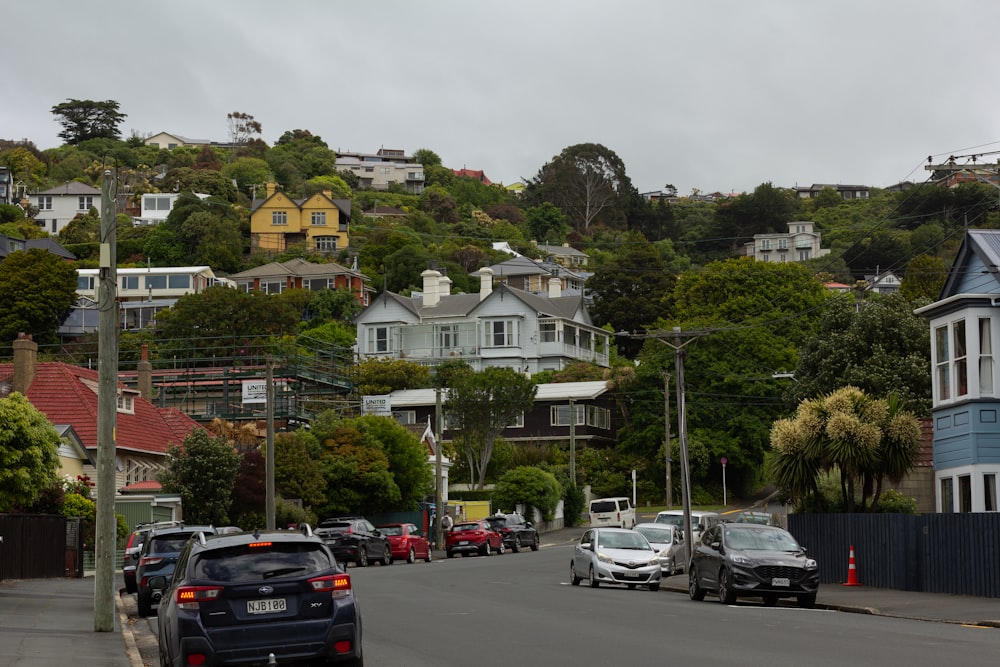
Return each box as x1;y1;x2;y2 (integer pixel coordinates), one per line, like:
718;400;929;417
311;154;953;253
445;520;504;557
378;522;432;563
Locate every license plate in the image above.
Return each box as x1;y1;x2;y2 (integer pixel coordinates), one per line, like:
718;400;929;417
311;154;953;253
247;598;286;614
624;571;642;579
459;541;469;545
772;577;790;587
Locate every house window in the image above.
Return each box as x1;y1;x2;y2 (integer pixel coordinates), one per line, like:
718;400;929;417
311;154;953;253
116;392;135;415
169;275;190;289
272;211;287;225
759;239;770;251
954;320;968;397
540;321;558;343
261;280;283;294
368;326;389;353
587;406;611;430
959;475;972;513
144;275;167;290
508;412;525;428
78;275;95;290
985;474;997;512
311;212;326;225
981;318;994;395
307;278;333;291
551;404;585;426
315;236;337;251
797;249;811;261
941;477;954;512
486;320;516;347
121;276;139;290
935;325;951;400
394;410;417;425
78;196;94;210
437;325;459;352
778;238;788;249
145;195;171;211
38;196;53;210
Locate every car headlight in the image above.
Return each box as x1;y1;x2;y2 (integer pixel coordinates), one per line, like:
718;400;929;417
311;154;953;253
729;553;755;566
657;548;671;559
596;551;614;564
804;558;818;569
646;557;660;567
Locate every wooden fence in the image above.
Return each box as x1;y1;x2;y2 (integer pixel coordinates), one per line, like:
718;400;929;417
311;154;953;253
0;514;72;580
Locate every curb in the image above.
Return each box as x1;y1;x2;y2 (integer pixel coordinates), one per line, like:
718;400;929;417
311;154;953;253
116;589;145;667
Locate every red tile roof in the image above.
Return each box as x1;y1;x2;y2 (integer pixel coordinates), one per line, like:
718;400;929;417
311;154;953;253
120;480;163;493
0;362;201;457
453;168;492;185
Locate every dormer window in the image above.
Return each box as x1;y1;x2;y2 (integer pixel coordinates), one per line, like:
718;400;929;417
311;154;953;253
116;391;136;414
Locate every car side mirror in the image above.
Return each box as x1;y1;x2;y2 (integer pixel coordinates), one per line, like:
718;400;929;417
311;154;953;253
147;575;168;590
710;541;721;550
580;542;592;551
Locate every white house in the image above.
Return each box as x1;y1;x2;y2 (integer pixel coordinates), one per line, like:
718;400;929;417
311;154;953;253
32;181;102;235
745;221;830;263
335;148;425;194
133;192;210;226
915;229;1000;512
354;267;610;374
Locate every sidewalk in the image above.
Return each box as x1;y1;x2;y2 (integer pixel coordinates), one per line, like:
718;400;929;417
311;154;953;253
0;576;139;667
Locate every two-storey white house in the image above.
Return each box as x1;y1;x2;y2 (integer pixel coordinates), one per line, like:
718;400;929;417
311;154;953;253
32;181;102;235
132;192;210;226
335;148;425;194
355;267;610;373
916;229;1000;512
745;221;830;263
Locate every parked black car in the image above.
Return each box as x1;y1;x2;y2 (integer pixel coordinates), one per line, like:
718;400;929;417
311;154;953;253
135;523;215;616
155;525;362;667
123;520;181;594
484;513;539;552
688;523;819;608
315;517;392;567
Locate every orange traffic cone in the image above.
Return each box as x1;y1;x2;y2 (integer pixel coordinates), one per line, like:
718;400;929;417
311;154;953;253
843;545;861;586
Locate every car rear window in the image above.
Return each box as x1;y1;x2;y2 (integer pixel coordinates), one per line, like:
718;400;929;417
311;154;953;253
451;523;480;533
590;501;616;513
635;526;674;544
192;543;333;582
149;534;196;554
379;526;403;536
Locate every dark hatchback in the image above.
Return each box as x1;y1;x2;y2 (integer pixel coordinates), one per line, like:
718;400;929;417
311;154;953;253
155;526;362;667
688;523;820;608
315;517;391;567
484;513;539;552
136;524;215;616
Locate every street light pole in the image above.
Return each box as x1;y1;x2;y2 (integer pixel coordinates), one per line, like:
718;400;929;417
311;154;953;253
663;371;672;510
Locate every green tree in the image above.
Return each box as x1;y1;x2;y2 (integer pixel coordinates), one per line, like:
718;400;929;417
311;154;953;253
0;393;60;512
493;466;562;523
159;429;240;525
0;249;78;350
308;288;363;323
343;415;433;509
50;99;127;144
791;293;931;415
267;130;337;194
900;254;947;302
355;358;432;395
769;386;922;512
444;367;537;489
710;182;799;256
273;430;326;509
316;424;398;517
230;449;266;527
221;157;273;197
525;202;568;243
412;148;442;167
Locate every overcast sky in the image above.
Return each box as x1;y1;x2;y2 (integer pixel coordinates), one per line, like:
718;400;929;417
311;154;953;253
6;1;1000;196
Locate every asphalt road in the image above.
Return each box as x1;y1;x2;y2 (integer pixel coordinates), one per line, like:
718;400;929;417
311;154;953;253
125;536;1000;667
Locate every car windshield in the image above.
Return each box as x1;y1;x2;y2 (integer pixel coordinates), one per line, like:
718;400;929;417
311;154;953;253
378;526;403;536
193;543;333;582
654;514;684;528
591;501;617;513
724;527;800;552
597;532;649;550
635;527;674;544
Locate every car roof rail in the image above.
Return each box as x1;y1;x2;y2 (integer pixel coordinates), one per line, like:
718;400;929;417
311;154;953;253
195;531;208;545
299;523;313;537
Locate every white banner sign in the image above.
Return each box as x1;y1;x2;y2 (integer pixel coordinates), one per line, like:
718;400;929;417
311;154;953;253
242;380;268;404
362;395;391;416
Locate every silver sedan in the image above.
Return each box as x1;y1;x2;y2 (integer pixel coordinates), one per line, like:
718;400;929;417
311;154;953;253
570;527;661;591
634;522;686;575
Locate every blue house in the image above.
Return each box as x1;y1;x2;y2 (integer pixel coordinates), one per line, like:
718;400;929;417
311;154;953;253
916;229;1000;512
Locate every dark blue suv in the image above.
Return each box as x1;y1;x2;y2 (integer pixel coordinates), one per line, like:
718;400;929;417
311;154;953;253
155;525;362;666
135;524;215;616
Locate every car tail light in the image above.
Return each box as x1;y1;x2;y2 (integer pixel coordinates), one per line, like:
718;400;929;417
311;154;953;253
139;556;163;567
185;652;208;666
310;573;352;599
334;640;352;654
248;541;273;548
175;585;222;610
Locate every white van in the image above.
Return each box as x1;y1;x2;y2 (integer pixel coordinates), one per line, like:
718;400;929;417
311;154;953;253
588;497;636;529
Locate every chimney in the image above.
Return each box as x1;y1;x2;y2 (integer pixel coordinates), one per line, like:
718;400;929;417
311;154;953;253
137;344;153;401
548;275;562;299
479;267;494;301
265;182;277;198
12;332;37;395
439;274;452;297
421;268;441;307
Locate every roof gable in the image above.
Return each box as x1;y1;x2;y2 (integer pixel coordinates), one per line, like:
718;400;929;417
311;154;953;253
940;230;1000;298
37;181;101;196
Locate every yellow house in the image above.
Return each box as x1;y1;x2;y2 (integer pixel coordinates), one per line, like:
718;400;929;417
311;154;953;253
55;424;93;481
250;182;351;254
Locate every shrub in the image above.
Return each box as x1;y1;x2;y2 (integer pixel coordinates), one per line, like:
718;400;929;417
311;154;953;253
875;489;918;514
492;466;562;523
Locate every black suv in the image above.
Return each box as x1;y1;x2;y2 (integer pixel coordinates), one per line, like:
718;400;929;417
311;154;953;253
135;523;215;616
155;526;362;666
485;513;540;552
315;517;392;567
123;520;181;594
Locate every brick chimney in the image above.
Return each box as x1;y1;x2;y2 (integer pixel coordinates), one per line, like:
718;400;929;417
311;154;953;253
12;332;37;395
265;182;277;198
137;343;153;401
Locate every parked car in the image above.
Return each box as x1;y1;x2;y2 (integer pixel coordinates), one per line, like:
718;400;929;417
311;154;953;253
688;522;819;608
123;520;181;594
633;522;685;576
653;510;722;547
135;523;215;616
315;517;392;567
377;523;432;563
570;527;660;591
588;497;636;529
484;512;540;552
445;520;504;557
155;525;363;667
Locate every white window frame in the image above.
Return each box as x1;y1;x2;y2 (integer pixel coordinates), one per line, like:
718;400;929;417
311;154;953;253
78;195;94;211
551;404;585;427
311;211;326;226
272;211;288;226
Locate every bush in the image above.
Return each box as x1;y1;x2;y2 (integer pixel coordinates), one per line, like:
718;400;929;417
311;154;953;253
562;483;585;527
875;489;918;514
492;466;562;523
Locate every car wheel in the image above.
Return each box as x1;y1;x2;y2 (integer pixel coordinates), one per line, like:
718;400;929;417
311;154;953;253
357;548;368;567
497;541;505;555
763;594;779;607
481;541;491;556
137;592;153;617
589;565;599;588
381;545;392;565
531;535;539;551
407;547;416;564
425;547;433;563
446;549;454;558
797;593;817;609
688;567;705;601
512;538;521;553
718;568;737;604
649;582;660;592
570;561;581;586
159;647;170;667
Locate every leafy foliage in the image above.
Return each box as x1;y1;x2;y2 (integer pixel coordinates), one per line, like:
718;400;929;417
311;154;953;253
493;466;562;523
354;358;432;395
159;429;241;525
0;393;60;512
50;99;127;143
0;249;78;350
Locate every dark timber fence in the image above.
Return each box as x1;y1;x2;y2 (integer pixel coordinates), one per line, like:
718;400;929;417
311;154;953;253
788;513;1000;597
0;514;70;580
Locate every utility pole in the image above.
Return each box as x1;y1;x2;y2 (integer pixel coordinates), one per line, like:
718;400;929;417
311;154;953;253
925;156;1000;207
663;371;672;510
94;169;118;632
569;398;576;487
265;357;275;530
434;387;443;551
